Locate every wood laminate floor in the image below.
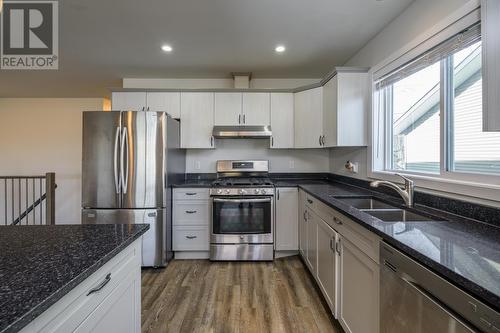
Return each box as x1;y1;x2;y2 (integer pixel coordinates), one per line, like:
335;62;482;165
141;256;342;333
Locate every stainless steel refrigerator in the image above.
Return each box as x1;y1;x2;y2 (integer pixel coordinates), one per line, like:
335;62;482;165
81;111;185;267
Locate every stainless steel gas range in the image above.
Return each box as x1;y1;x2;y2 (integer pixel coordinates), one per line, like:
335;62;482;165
209;160;274;261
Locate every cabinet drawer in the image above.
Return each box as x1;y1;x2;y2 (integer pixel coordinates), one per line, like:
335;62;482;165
174;188;210;200
21;239;141;333
173;202;210;225
173;226;209;251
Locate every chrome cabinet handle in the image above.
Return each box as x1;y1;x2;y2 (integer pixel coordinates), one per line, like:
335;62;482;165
307;199;313;204
113;127;121;194
87;273;111;296
210;136;214;147
238;114;241;124
271;136;274;147
319;135;322;146
330;238;335;251
321;135;326;146
186;235;197;239
277;189;280;200
334;217;343;225
335;239;341;255
243;114;246;123
303;211;307;221
185;192;197;196
185;210;197;214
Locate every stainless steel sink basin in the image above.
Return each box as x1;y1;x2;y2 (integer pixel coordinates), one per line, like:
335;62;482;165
333;197;397;210
362;209;444;222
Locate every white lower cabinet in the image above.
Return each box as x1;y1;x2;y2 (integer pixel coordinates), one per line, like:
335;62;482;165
275;187;299;251
305;209;318;274
173;188;210;258
339;236;379;333
316;216;339;315
21;239;141;333
299;190;379;333
298;190;307;257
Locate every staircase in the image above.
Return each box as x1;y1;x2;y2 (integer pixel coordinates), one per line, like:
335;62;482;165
0;173;56;225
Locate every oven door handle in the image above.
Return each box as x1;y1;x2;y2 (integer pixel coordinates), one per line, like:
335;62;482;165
213;198;272;203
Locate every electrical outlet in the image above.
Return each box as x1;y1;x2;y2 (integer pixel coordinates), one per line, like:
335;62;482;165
195;161;201;170
289;160;295;169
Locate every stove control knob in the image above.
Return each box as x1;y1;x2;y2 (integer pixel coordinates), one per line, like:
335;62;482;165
254;189;261;194
239;189;247;195
225;189;231;194
216;189;223;195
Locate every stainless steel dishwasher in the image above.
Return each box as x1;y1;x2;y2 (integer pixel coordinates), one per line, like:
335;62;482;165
380;242;500;333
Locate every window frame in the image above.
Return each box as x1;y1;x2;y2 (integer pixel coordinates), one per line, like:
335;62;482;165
369;5;500;204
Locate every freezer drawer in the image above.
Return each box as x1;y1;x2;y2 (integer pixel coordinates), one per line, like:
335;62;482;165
82;209;168;267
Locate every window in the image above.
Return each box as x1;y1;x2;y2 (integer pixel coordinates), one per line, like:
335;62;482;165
375;24;500;179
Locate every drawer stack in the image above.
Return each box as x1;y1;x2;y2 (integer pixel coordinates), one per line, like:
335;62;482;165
172;188;210;254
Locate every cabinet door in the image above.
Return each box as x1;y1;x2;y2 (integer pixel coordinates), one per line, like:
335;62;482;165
180;92;215;148
147;92;181;118
339;236;379;333
214;92;242;125
270;93;294;148
316;217;338;316
294;87;323;148
305;210;317;274
336;72;368;146
74;268;140;333
322;76;338;147
482;0;500;131
298;190;307;257
275;188;299;251
242;93;270;125
111;92;146;111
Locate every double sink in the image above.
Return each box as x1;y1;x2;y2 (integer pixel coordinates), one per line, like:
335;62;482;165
331;196;445;223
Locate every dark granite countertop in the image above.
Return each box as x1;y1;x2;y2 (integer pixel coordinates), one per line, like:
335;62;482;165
298;182;500;312
0;224;149;333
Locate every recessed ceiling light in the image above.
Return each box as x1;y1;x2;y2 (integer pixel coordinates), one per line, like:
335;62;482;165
275;45;286;53
161;44;173;52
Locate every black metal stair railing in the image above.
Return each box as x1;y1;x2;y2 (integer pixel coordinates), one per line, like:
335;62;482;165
0;173;56;225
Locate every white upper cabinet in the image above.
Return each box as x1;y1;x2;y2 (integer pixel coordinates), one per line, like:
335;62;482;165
111;92;147;111
146;92;181;118
180;92;215;149
242;93;271;125
482;0;500;131
214;93;242;125
111;92;181;118
270;93;294;148
294;87;323;148
322;71;368;147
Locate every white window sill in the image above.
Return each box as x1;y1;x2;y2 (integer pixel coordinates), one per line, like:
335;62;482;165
368;170;500;206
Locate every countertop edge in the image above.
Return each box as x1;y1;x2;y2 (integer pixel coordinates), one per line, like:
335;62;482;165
3;226;149;333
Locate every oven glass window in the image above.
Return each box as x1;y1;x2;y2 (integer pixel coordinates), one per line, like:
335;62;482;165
213;198;271;234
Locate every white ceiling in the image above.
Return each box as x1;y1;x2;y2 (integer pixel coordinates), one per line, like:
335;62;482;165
0;0;413;97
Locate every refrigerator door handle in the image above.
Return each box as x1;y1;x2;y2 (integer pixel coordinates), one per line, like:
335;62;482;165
120;127;129;194
113;126;121;194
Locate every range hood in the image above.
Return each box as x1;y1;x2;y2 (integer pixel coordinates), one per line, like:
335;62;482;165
212;125;272;139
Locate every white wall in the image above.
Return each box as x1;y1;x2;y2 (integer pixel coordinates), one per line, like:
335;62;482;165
122;78;320;90
330;0;473;179
187;140;330;173
0;98;105;224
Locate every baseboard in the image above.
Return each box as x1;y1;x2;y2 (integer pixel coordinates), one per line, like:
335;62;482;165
275;250;299;258
174;251;210;259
